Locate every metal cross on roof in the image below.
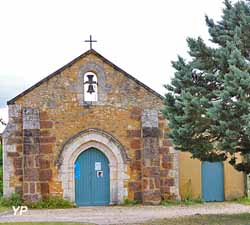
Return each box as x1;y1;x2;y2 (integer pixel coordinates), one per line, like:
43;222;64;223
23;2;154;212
85;35;97;49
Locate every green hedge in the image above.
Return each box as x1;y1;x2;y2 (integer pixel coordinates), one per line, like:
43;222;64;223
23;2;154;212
0;193;23;207
26;196;75;209
0;193;75;209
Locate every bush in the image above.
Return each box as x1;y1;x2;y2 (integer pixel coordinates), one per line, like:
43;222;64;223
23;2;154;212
236;196;250;205
121;198;139;206
182;197;203;205
26;196;75;209
161;199;182;206
0;193;23;207
161;197;203;206
0;193;75;209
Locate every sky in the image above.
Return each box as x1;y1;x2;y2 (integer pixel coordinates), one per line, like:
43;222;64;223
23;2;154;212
0;0;226;132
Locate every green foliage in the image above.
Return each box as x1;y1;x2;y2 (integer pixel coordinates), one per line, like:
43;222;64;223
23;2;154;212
161;199;182;206
26;196;75;209
161;197;203;206
236;196;250;205
182;179;193;200
121;198;139;206
182;197;203;205
0;142;74;209
0;192;23;207
164;0;250;173
0;193;74;209
179;179;203;205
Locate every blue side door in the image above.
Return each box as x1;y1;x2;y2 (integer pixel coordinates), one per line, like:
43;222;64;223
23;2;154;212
75;148;110;206
202;161;224;202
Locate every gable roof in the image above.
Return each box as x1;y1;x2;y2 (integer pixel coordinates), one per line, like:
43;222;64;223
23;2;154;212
7;49;164;105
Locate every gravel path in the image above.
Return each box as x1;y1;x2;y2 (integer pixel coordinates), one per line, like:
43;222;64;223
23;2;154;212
0;203;250;224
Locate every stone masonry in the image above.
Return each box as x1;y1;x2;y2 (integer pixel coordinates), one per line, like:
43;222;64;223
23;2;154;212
22;108;41;201
2;105;23;196
3;49;180;204
141;109;161;204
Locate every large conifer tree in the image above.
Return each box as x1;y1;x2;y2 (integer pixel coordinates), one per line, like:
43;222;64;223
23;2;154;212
164;0;250;174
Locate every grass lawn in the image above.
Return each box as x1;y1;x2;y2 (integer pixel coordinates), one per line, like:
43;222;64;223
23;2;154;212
0;206;9;213
139;213;250;225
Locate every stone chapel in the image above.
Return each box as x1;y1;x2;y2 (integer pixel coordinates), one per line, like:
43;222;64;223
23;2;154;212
3;48;180;205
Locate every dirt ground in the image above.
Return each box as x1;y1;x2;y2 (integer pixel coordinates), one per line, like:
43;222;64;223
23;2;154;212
0;202;250;225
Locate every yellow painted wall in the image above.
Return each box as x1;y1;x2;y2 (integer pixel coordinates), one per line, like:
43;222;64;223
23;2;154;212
224;161;245;200
179;152;202;199
179;152;245;200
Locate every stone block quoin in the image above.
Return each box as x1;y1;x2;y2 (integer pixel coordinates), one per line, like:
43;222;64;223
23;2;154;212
141;109;161;204
2;104;23;196
22;108;55;201
22;107;41;202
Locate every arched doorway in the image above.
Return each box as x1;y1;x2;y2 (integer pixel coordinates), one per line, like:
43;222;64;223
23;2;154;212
75;148;110;206
58;129;129;204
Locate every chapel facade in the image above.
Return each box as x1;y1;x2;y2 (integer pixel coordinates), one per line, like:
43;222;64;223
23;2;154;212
3;49;180;205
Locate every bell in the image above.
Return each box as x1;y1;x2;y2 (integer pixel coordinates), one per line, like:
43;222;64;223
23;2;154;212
87;74;94;82
87;84;95;94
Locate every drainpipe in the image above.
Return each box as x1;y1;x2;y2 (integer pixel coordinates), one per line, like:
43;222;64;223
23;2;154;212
246;174;250;198
245;155;250;198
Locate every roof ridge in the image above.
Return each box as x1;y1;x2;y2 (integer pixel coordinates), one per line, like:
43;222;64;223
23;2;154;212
7;49;163;105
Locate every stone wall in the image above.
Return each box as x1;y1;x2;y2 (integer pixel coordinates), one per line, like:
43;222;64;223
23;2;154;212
3;107;57;202
22;108;41;201
3;51;180;204
179;151;244;200
2;105;23;197
141;109;161;204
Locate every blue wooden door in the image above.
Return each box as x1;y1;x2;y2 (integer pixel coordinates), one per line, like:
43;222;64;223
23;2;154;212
75;148;110;206
202;161;224;202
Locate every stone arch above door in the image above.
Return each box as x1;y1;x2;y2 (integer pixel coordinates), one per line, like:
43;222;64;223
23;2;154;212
57;128;129;204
